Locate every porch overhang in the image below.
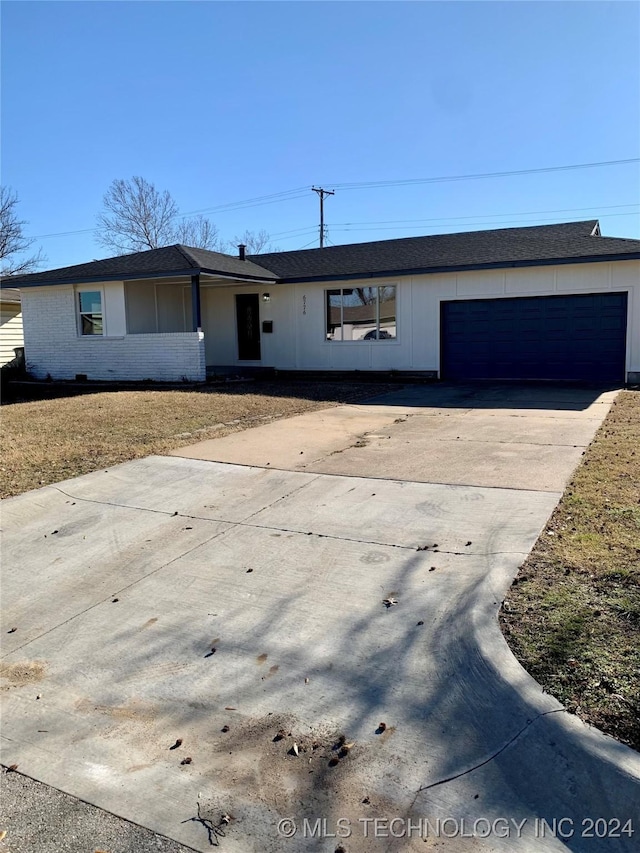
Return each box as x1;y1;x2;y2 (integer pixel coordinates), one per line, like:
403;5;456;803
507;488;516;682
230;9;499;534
199;271;277;286
8;267;278;289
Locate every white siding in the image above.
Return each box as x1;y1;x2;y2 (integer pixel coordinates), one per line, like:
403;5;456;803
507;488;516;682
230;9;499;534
21;284;205;382
201;283;296;368
330;260;639;379
200;260;640;381
0;303;23;365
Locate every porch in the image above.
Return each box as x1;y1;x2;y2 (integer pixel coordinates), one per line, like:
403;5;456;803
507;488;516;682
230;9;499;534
123;273;280;377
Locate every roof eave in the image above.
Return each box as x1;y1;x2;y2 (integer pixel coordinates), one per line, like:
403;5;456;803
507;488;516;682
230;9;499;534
5;266;278;288
277;252;640;284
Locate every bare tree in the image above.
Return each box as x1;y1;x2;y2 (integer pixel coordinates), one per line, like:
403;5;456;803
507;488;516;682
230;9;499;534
174;214;222;251
97;176;180;254
228;229;275;255
96;176;275;257
0;187;45;276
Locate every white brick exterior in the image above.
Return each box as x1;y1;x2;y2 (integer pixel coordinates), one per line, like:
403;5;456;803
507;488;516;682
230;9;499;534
22;285;205;382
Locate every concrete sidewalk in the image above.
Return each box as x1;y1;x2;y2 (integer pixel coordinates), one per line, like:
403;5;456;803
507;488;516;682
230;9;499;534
2;384;638;852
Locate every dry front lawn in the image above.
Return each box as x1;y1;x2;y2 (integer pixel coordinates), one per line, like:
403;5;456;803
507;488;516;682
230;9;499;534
0;381;391;499
500;390;640;751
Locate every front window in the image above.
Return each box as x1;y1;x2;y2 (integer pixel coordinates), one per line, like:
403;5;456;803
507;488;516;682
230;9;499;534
78;290;103;335
326;286;396;341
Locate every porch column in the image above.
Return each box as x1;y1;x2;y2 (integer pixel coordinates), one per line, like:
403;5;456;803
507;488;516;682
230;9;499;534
191;273;202;332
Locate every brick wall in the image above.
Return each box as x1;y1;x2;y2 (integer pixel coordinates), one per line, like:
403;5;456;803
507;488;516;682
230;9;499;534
22;286;206;382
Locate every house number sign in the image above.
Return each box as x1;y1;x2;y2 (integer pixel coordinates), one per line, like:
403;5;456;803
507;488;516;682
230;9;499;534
302;295;307;315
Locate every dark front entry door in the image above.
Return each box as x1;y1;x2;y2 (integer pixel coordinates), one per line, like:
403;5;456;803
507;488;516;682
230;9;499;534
236;293;261;360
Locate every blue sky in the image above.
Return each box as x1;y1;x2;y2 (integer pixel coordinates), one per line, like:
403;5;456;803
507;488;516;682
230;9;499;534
2;1;639;269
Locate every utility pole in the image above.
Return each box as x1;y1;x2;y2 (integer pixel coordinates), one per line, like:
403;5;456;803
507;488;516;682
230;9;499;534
311;186;335;248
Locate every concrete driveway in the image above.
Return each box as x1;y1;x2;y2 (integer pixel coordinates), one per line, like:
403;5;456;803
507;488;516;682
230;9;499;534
1;383;639;852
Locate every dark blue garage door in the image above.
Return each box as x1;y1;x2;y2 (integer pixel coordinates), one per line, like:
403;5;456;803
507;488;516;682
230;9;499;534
441;292;627;381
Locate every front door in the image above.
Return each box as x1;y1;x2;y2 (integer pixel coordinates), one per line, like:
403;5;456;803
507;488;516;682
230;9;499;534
236;293;261;360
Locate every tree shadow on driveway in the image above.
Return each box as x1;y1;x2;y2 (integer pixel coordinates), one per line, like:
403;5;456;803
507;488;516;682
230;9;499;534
2;458;638;851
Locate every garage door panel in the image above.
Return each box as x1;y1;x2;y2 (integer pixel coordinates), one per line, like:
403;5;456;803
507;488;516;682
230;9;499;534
441;293;627;381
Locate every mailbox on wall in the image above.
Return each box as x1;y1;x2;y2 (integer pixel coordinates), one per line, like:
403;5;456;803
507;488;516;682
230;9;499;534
262;320;273;334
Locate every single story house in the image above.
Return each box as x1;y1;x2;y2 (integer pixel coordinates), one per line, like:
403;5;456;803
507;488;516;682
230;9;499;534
2;220;639;383
0;287;24;366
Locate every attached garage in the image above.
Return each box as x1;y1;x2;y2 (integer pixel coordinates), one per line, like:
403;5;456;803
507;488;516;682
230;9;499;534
440;292;628;382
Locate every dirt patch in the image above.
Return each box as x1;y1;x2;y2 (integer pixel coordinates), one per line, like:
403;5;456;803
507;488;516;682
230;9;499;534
500;390;640;751
0;661;46;689
183;712;417;850
74;697;157;722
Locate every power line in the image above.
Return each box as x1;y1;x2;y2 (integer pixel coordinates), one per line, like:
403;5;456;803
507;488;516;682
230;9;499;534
32;188;310;240
268;225;318;239
328;202;639;229
275;211;639;249
273;204;639;244
34;226;98;240
182;187;310;216
30;157;640;241
329;211;640;236
327;157;640;192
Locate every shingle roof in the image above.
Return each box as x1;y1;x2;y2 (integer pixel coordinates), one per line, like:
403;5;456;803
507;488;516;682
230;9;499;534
3;221;639;289
2;244;276;287
249;221;640;281
181;246;276;280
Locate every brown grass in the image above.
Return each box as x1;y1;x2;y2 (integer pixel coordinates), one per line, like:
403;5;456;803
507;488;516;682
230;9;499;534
500;390;640;751
0;381;392;499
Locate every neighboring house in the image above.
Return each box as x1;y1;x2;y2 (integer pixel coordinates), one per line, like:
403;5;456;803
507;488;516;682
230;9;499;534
2;221;639;383
0;288;24;366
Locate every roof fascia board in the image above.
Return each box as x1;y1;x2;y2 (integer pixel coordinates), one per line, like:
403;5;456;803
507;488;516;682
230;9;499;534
4;268;201;289
5;266;277;289
279;252;640;284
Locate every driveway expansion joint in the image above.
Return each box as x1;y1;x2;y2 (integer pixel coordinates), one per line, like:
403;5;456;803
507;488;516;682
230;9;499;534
48;486;533;557
434;437;588;448
232;474;322;524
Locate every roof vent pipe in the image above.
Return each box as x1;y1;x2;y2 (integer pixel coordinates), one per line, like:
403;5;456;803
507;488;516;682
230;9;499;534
238;244;246;261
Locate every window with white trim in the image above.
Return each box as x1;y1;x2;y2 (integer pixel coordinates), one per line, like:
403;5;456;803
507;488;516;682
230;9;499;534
326;286;396;341
77;290;104;335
